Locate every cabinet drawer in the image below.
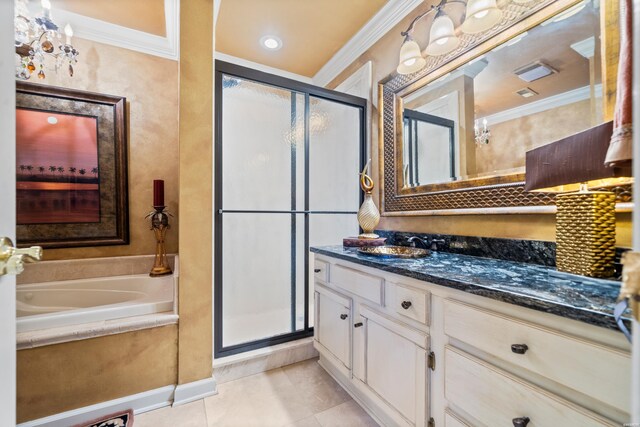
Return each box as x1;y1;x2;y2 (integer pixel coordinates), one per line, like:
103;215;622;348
331;264;384;305
444;300;630;413
314;259;329;282
445;346;616;426
392;282;430;325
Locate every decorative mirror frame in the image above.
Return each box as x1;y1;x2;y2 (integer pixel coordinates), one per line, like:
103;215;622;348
379;0;631;215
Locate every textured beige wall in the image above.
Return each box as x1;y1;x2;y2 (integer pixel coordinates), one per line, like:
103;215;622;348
33;38;180;260
177;0;214;384
327;4;632;247
476;100;592;175
17;325;178;423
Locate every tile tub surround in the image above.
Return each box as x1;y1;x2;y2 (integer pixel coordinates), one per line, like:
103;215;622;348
17;254;177;284
311;246;629;330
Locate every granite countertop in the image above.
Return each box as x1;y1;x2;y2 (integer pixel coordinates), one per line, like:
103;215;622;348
311;245;629;331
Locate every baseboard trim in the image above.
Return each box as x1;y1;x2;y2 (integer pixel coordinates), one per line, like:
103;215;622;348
18;375;218;427
18;385;175;427
172;376;218;407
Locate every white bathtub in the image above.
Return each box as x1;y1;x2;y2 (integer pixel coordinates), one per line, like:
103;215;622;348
17;274;175;333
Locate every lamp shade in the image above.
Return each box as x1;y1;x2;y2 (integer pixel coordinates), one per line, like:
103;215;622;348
397;38;426;74
524;121;632;192
461;0;503;34
424;14;460;56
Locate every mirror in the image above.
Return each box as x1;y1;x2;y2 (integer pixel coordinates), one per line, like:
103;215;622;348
400;0;602;189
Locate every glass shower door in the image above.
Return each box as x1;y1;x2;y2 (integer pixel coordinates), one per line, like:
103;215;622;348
215;62;366;357
219;75;305;349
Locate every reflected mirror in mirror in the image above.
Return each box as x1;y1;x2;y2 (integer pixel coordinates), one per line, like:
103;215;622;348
401;0;602;189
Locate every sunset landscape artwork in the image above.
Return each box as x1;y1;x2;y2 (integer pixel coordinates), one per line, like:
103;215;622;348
16;108;100;224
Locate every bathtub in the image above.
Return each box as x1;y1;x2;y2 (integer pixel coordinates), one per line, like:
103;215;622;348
17;274;175;333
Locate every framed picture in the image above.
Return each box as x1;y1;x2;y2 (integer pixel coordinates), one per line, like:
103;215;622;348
16;82;129;249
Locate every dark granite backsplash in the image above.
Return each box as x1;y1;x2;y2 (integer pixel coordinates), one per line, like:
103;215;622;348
376;230;556;266
376;230;628;277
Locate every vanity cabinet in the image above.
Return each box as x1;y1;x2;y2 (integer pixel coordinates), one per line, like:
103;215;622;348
314;285;352;372
312;254;631;427
358;305;428;427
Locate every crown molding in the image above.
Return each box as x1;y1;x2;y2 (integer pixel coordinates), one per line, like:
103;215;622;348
482;83;603;125
32;0;180;61
313;0;423;88
214;52;313;84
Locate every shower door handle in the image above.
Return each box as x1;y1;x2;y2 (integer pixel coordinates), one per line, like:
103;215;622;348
0;237;42;276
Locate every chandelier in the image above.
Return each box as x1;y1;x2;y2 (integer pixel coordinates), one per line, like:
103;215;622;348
474;118;491;145
397;0;505;75
14;0;79;80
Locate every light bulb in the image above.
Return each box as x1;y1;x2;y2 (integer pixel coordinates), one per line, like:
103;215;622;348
64;24;73;44
461;0;502;34
424;14;460;56
397;38;426;74
41;0;51;17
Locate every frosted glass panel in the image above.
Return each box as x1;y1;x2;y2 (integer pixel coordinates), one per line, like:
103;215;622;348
222;213;292;347
308;97;361;211
310;214;359;247
222;76;304;210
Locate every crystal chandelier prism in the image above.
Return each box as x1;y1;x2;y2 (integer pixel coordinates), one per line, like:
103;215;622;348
14;0;79;80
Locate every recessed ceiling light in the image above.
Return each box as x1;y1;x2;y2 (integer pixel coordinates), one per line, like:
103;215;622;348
47;116;58;125
260;35;282;51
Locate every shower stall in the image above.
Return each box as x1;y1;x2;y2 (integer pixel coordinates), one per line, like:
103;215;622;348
214;61;367;357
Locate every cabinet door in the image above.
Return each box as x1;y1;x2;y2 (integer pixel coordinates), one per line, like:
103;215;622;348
315;285;351;369
361;305;428;427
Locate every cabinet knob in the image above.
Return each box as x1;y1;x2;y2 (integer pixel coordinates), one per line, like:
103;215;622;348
401;301;412;310
340;314;348;320
354;322;363;328
511;344;529;354
512;416;530;427
314;268;321;273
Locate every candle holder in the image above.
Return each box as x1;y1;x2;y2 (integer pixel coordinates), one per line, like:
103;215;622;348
148;206;172;277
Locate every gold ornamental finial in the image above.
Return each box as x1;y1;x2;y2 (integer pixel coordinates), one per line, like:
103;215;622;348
360;159;374;194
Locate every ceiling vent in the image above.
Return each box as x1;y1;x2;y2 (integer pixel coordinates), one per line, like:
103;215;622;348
516;87;539;98
514;61;557;82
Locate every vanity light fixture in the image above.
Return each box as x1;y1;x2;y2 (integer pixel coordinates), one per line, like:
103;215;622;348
396;0;503;75
14;0;79;80
260;35;282;51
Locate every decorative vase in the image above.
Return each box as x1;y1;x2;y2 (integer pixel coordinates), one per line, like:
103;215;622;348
358;160;380;239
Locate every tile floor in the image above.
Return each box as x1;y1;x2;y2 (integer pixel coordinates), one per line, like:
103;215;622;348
135;358;379;427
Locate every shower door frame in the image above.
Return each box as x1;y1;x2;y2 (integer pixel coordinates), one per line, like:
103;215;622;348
214;60;367;358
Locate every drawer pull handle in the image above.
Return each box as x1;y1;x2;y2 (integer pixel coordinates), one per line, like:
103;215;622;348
512;417;530;427
354;322;363;328
314;268;321;273
401;301;412;309
340;314;348;320
511;344;529;354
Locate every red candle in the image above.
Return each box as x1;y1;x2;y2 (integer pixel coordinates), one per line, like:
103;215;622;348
153;180;164;207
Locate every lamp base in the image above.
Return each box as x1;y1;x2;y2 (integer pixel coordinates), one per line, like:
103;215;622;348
555;190;616;278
